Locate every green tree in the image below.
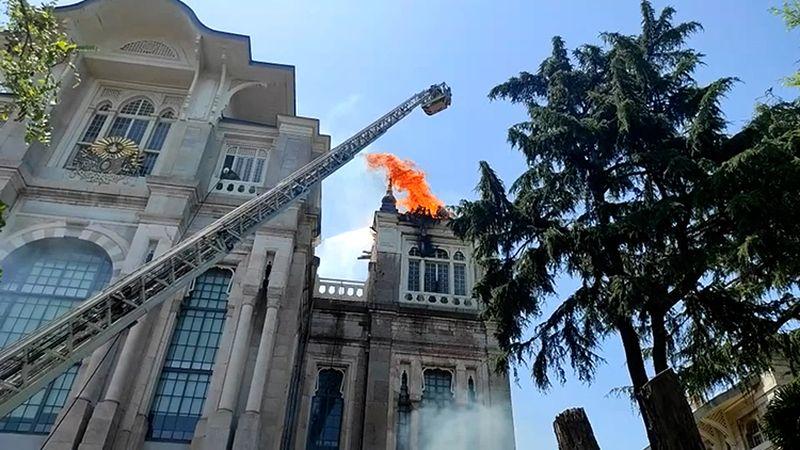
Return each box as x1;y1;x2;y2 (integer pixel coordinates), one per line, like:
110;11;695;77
0;0;76;144
763;378;800;449
452;1;800;447
773;1;800;86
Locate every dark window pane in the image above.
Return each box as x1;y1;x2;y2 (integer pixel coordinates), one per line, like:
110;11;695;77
147;269;231;443
0;238;112;434
306;369;344;450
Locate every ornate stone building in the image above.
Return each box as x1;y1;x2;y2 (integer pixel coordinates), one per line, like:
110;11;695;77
0;1;515;450
691;360;795;450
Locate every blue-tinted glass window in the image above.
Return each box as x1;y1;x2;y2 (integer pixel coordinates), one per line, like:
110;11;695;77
147;268;231;442
0;238;112;434
306;369;344;450
407;259;420;292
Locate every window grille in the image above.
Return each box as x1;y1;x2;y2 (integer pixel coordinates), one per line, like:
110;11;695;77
147;268;231;442
454;264;466;296
420;369;453;450
744;418;765;449
0;238;112;434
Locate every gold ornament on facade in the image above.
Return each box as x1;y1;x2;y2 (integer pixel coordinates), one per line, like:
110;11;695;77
69;136;144;184
89;136;140;160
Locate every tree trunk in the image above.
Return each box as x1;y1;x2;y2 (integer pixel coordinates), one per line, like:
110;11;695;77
639;369;705;450
553;408;601;450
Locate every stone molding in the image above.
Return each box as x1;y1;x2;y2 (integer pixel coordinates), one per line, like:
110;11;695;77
0;220;130;278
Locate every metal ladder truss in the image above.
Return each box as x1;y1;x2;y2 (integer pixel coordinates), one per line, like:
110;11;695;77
0;83;452;416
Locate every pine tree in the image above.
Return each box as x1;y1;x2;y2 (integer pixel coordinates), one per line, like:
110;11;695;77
451;1;800;447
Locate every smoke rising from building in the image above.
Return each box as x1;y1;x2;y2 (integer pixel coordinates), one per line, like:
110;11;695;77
415;404;515;450
365;153;445;214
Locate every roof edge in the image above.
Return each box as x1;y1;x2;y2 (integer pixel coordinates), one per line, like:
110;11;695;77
55;0;296;73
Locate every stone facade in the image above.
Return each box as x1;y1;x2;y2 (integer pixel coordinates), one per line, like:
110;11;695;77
0;1;515;449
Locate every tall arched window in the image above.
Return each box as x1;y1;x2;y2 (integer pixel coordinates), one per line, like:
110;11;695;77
306;368;345;450
0;238;112;434
420;369;453;450
147;268;232;442
69;97;173;176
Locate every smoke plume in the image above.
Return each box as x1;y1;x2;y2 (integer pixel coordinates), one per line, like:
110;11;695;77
416;404;516;450
365;153;445;214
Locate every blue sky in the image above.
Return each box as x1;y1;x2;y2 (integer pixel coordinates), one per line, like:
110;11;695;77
63;1;800;448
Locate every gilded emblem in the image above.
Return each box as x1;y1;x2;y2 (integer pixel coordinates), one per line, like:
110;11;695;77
69;136;143;184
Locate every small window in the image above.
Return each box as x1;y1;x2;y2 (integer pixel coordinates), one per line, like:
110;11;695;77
409;247;421;257
219;145;268;184
453;251;465;261
408;259;420;291
306;369;345;450
744;418;765;449
454;263;466;296
433;248;449;259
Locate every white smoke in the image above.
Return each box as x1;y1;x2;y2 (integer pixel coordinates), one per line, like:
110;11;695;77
415;404;515;450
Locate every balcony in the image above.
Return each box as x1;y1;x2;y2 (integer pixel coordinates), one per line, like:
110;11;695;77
315;278;366;302
400;291;479;312
210;179;263;197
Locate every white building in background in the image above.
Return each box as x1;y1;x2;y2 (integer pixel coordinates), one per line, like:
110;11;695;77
692;360;795;450
0;1;515;450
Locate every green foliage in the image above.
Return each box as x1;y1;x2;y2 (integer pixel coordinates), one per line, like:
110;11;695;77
453;0;800;413
763;378;800;449
0;0;76;144
773;1;800;86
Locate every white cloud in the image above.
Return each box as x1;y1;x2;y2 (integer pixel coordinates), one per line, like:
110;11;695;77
316;226;373;281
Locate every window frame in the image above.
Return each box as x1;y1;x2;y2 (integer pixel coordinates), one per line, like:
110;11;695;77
214;141;270;186
146;268;233;443
404;242;472;300
306;367;347;450
65;94;176;176
0;238;112;434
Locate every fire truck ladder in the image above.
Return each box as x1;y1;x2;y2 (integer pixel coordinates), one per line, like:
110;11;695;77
0;83;452;416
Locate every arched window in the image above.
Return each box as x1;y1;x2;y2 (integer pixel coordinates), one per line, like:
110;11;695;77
396;371;411;450
306;368;345;450
140;109;176;175
420;369;453;450
147;268;232;442
0;238;112;434
69;96;173;176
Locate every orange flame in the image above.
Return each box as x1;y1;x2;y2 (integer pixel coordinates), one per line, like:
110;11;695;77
366;153;445;215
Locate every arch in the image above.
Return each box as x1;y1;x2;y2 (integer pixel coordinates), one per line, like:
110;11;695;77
217;81;282;125
158;108;177;119
433;248;449;259
0;237;113;433
96;101;112;112
408;246;421;257
119;96;155;116
120;40;178;60
453;250;466;261
0;222;129;278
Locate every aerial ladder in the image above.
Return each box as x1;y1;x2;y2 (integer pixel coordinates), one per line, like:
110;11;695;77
0;83;452;416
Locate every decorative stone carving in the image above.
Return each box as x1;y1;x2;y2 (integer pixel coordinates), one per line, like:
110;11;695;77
120;40;178;60
69;137;142;184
